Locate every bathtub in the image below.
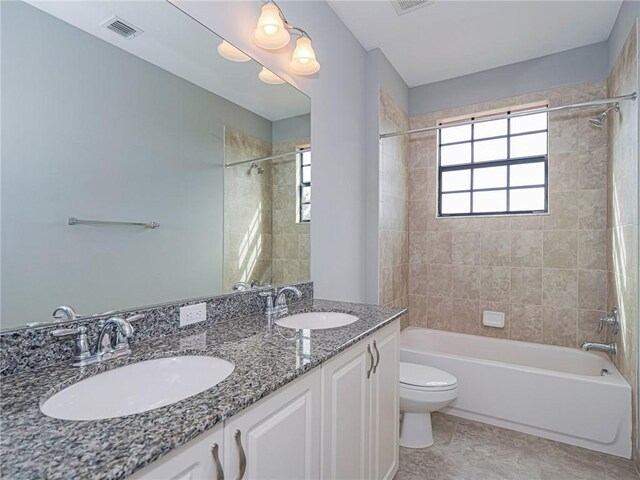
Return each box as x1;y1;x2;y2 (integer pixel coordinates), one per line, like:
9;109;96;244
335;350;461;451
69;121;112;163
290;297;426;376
401;327;632;458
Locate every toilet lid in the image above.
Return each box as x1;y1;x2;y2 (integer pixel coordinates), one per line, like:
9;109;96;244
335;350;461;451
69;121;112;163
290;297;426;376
400;362;457;389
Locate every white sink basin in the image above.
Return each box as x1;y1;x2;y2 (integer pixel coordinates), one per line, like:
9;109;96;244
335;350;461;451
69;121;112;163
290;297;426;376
40;356;234;421
275;312;358;330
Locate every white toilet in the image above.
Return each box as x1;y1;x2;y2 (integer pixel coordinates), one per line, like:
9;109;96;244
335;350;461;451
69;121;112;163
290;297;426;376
399;362;458;448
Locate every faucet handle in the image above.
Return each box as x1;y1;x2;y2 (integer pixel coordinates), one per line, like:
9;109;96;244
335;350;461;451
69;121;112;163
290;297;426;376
51;326;91;364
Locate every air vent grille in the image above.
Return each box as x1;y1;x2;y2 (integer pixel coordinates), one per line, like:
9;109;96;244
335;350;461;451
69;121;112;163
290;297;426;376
391;0;435;16
100;16;143;39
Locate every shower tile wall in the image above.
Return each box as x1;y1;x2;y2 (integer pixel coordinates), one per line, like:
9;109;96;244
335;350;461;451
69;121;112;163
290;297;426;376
223;127;273;291
271;140;311;284
379;89;409;327
607;20;639;462
407;81;610;347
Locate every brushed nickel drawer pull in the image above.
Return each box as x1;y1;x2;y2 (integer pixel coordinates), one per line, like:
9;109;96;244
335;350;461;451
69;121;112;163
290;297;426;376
210;443;224;480
235;430;246;480
372;340;381;374
366;344;374;379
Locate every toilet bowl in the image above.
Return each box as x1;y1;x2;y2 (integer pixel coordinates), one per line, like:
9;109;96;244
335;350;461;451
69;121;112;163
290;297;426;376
399;362;458;448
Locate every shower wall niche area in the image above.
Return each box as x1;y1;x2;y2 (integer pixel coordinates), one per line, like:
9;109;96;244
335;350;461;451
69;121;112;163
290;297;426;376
223;116;311;291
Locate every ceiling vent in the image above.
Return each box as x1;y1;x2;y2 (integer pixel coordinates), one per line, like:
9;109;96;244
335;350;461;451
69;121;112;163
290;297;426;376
100;16;143;39
391;0;435;16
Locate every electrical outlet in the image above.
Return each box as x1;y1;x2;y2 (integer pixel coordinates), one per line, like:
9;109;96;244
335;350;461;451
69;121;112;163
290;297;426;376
179;303;207;327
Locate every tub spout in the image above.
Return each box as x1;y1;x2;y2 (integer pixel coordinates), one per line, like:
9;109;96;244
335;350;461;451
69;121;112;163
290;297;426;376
581;341;617;355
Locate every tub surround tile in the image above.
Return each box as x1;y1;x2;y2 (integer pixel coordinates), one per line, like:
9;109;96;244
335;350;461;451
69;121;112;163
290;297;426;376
543;230;578;269
509;304;543;343
427;296;453;331
481;231;511;267
0;299;406;480
511;230;543;267
480;267;510;302
542;269;578;308
578;270;608;311
452;232;481;266
510;268;543;305
542;307;578;347
451;299;480;335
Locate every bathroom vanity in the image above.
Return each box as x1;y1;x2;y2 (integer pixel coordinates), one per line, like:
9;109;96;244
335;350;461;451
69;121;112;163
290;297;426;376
0;298;404;479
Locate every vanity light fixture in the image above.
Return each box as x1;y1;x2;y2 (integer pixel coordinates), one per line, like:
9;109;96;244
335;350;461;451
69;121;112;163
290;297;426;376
252;0;320;76
217;40;251;62
259;67;285;84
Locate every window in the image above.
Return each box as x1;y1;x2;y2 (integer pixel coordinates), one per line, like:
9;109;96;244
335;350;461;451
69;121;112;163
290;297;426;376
297;147;311;223
437;105;548;217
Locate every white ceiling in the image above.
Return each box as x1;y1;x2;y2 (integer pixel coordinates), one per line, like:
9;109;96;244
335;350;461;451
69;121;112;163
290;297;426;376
27;1;310;121
329;0;623;87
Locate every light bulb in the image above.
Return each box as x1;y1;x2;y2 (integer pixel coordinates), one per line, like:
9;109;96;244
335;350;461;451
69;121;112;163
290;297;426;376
252;3;290;50
259;67;285;84
289;37;320;75
217;40;251;62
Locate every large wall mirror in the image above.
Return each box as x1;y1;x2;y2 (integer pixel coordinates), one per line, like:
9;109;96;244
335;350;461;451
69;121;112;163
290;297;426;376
0;0;311;330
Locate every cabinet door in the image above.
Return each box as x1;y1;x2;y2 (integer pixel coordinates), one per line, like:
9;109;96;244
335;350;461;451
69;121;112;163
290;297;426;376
369;323;400;480
224;370;321;480
321;341;372;480
128;424;224;480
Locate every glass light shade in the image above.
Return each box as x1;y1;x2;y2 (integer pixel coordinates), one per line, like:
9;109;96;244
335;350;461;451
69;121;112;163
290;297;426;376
252;3;290;50
258;67;285;84
217;40;251;62
289;37;320;75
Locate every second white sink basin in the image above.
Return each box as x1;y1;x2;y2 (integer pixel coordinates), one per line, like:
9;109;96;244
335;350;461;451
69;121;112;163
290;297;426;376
275;312;358;330
40;356;234;421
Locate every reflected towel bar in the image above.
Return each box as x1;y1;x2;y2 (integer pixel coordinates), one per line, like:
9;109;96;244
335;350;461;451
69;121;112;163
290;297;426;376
68;217;159;229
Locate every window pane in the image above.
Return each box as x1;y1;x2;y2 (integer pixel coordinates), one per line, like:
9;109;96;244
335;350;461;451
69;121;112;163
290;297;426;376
510;187;545;211
473;190;506;213
441;170;471;192
511;112;547;134
510;132;547;158
301;151;311;165
440;143;471;166
474;138;507;162
510;162;545;186
302;165;311;183
440;124;471;144
441;192;470;214
301;186;311;203
473;166;507;189
474;119;507;139
301;204;311;222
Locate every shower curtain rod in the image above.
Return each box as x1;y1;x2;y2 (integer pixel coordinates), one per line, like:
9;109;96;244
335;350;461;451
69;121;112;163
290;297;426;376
379;92;637;139
224;147;311;168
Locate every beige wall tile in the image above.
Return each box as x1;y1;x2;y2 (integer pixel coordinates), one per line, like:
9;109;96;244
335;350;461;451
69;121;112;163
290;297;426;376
409;262;428;296
452;266;481;300
409;231;428;264
544;191;579;230
427;264;452;297
427;231;452;264
481;231;511;266
578;189;607;230
510;268;543;305
578;229;607;270
511;230;543;267
427;296;452;330
543;230;578;269
549;153;579;192
542;307;578;347
578;269;608;311
480;267;510;302
409;294;427;327
452;232;481;265
543;269;578;307
451;299;480;335
577;309;608;344
510;304;543;342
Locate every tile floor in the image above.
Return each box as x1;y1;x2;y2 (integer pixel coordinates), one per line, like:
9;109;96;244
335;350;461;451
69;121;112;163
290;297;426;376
394;413;639;480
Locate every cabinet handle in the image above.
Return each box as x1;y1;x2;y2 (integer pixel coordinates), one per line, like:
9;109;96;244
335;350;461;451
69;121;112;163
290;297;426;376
234;430;246;480
366;344;374;379
210;443;224;480
372;340;381;374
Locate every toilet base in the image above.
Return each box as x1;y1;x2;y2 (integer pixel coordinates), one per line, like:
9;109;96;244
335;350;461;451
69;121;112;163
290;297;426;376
400;412;433;448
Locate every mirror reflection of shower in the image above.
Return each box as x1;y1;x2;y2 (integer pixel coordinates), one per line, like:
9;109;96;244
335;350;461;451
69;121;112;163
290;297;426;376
589;103;620;127
250;162;265;175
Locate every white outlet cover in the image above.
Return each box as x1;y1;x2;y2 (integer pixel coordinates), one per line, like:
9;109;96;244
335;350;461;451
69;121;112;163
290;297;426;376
179;303;207;327
483;310;505;328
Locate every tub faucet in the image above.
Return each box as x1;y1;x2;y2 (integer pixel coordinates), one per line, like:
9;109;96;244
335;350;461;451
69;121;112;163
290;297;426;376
581;341;617;355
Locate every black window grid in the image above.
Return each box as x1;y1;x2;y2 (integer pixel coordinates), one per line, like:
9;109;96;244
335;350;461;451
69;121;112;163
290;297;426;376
437;110;549;217
298;149;311;223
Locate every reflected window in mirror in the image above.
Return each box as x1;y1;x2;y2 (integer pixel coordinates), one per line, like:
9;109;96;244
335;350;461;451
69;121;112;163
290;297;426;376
297;146;311;223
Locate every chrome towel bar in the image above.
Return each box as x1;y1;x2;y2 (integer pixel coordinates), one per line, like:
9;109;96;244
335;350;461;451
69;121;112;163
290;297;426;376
68;217;159;229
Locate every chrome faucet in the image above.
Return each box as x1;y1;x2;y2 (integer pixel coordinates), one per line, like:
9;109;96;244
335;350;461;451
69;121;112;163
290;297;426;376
233;280;263;291
598;307;620;335
51;314;143;367
259;286;303;316
582;341;617;355
52;305;81;321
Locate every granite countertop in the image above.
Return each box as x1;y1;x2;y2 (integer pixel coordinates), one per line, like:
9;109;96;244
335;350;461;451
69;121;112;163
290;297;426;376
0;299;406;480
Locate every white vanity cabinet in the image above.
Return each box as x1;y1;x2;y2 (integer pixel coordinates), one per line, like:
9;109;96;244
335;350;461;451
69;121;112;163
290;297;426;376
223;371;321;480
128;321;400;480
128;424;224;480
321;322;400;480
